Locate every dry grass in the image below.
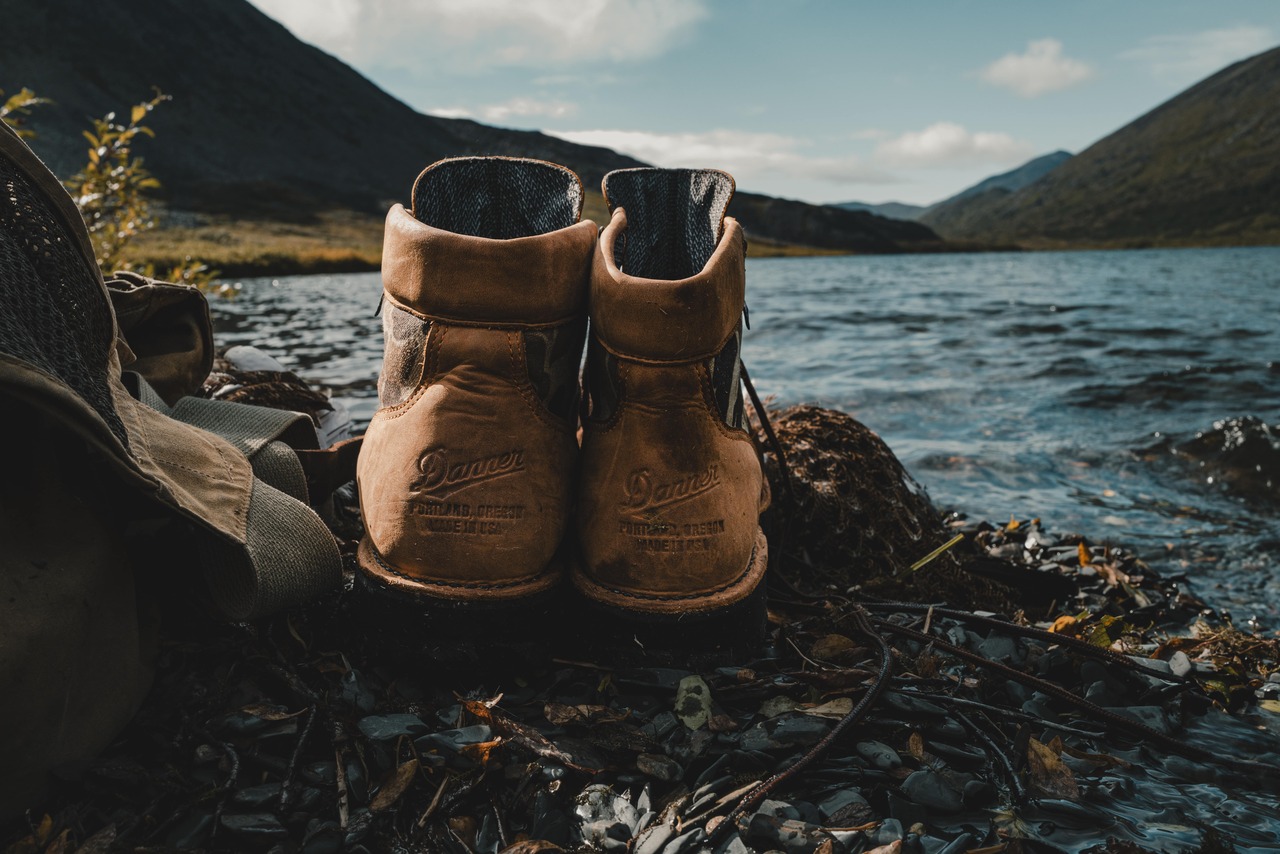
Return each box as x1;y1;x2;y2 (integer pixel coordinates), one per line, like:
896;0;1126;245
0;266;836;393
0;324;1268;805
130;208;385;278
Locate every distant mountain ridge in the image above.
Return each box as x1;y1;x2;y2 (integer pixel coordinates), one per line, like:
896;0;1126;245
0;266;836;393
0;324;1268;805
830;201;928;221
920;47;1280;247
834;150;1072;223
1;0;941;255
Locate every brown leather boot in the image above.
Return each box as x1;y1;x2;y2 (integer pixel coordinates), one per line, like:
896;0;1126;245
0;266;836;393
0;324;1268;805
573;168;769;661
356;157;596;640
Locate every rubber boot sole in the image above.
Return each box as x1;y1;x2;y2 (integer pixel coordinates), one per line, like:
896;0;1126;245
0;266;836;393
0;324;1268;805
353;537;565;667
566;528;769;667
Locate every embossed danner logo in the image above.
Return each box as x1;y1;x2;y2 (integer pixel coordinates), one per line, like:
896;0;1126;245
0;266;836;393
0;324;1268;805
621;465;721;514
413;448;525;498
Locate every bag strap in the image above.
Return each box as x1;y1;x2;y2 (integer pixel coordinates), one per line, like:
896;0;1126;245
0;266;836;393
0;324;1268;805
130;373;343;620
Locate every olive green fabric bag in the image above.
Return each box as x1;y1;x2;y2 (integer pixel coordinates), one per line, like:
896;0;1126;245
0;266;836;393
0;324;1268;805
0;123;343;820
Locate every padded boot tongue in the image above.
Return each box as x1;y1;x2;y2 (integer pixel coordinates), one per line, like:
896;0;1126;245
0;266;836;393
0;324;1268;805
411;157;583;239
602;168;735;281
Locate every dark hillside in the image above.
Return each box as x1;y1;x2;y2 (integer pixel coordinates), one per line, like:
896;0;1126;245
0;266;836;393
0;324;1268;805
2;0;943;253
921;47;1280;247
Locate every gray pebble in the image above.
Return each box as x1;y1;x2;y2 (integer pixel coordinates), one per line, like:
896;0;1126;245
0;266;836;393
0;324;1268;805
1169;651;1195;678
856;740;902;770
902;770;963;813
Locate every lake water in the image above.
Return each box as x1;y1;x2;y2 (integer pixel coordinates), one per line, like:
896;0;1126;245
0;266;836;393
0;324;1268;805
210;247;1280;627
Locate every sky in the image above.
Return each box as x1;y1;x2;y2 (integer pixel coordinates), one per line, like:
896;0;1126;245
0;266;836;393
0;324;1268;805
247;0;1280;206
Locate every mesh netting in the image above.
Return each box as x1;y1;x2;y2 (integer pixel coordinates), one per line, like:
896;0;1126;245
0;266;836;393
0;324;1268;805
0;157;126;448
376;304;430;408
603;168;734;280
411;157;582;239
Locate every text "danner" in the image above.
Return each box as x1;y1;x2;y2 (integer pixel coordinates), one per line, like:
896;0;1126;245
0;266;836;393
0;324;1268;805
621;465;721;514
415;449;525;498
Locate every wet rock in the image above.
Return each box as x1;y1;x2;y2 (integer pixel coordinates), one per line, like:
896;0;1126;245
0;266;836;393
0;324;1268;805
856;740;902;770
415;724;493;753
1169;651;1195;678
637;753;682;782
739;723;780;752
220;812;288;841
302;821;343;854
357;713;429;741
231;783;281;808
660;828;708;854
882;692;946;719
772;715;831;747
756;799;800;821
1109;704;1173;735
817;788;868;822
962;779;993;807
901;770;963;813
873;818;905;845
744;814;833;854
338;670;377;713
977;634;1018;663
165;811;213;849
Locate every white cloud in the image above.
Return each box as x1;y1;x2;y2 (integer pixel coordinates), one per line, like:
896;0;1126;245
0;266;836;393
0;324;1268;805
549;128;898;186
979;38;1095;97
249;0;707;70
1121;25;1275;80
430;98;578;122
874;122;1036;168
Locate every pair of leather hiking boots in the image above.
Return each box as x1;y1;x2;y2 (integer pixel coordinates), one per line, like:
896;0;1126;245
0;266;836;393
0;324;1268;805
355;158;769;661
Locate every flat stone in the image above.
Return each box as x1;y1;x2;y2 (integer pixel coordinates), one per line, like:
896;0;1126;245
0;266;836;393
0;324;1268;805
220;813;288;839
636;753;682;783
902;770;963;813
357;714;429;741
817;788;869;822
856;740;902;770
772;715;830;747
1169;651;1195;678
738;723;779;752
230;783;280;808
1109;704;1173;735
978;634;1018;663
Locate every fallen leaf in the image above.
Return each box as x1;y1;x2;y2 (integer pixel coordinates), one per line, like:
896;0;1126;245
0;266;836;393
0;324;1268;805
72;825;116;854
240;703;305;721
42;830;70;854
707;714;740;732
1060;743;1131;769
1026;737;1079;800
675;675;712;730
370;758;419;812
1006;515;1020;532
907;732;926;761
1077;541;1092;567
865;841;902;854
810;634;858;662
543;703;621;726
802;698;853;719
1049;615;1078;634
498;843;565;854
459;737;504;765
759;695;799;719
1260;700;1280;714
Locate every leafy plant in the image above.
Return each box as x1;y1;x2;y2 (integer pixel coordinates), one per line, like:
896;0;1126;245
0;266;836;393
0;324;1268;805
2;86;219;290
0;87;52;139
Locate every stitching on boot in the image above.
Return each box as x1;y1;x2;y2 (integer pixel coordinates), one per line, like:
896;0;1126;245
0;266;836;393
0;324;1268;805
367;541;556;590
583;541;759;602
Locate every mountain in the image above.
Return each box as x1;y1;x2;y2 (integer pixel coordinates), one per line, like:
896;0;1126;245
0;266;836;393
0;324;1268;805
830;201;928;221
932;151;1072;208
1;0;941;257
920;47;1280;247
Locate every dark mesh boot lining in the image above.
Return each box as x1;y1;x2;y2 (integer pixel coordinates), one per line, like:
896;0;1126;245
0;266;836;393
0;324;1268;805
378;303;430;408
524;318;587;421
584;336;621;424
708;326;744;428
0;157;127;447
412;157;583;238
602;168;734;281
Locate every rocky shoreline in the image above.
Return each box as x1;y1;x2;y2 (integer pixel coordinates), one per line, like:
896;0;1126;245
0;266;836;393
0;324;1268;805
3;405;1278;854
